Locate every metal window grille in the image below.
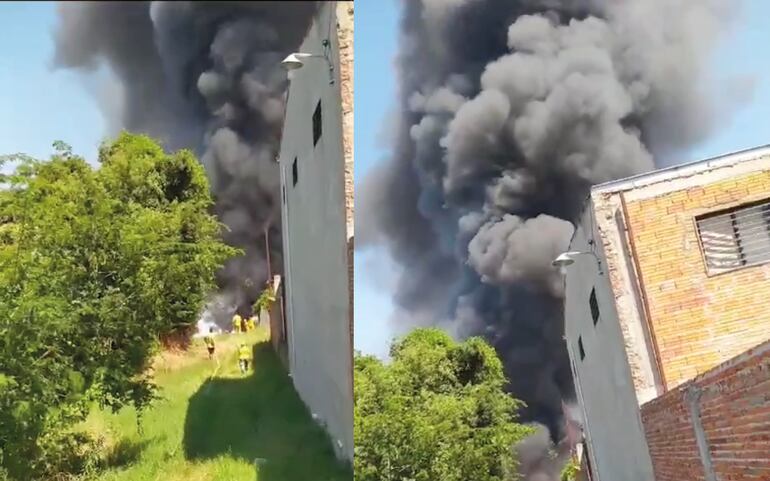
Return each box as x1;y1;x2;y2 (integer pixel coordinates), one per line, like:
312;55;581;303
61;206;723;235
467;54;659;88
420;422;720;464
696;199;770;274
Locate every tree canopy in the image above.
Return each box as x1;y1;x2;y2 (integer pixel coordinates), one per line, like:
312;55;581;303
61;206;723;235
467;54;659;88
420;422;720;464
354;328;533;481
0;133;237;479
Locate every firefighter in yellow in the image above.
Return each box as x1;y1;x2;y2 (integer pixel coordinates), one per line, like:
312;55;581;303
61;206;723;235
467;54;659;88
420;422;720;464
232;313;242;333
203;328;216;360
246;314;257;332
238;343;251;373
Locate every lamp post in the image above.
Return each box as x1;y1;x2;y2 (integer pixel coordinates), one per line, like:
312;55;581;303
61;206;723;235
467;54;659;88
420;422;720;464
280;42;334;84
552;251;604;275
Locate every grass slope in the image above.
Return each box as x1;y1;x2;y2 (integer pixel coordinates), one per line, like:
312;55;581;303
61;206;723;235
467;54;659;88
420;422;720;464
83;328;351;481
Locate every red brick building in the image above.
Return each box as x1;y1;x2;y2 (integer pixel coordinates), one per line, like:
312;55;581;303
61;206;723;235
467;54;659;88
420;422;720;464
641;340;770;481
564;146;770;481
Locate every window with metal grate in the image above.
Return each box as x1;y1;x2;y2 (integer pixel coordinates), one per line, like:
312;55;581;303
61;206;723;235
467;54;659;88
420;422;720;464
696;198;770;274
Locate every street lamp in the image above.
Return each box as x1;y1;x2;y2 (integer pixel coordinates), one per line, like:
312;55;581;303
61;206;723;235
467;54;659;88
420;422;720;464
553;251;604;275
281;43;334;84
280;53;325;70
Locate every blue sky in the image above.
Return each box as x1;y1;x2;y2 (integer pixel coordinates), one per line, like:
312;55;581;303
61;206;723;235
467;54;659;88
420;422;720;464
687;1;770;160
0;2;104;163
352;0;770;358
353;0;400;358
2;1;770;359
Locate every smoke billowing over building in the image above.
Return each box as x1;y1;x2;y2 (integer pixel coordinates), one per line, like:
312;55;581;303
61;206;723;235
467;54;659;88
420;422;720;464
52;1;318;323
359;0;749;475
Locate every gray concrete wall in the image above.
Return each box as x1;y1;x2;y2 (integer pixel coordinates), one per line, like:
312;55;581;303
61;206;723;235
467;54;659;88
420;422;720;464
278;1;353;462
564;204;655;481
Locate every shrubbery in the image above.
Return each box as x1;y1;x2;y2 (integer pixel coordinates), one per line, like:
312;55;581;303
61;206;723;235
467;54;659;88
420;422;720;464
0;134;236;479
354;328;533;481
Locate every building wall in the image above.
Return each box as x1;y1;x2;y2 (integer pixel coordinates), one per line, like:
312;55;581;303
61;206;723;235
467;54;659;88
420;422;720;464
338;1;353;239
267;276;287;363
278;1;354;461
564;206;656;481
568;148;770;481
641;340;770;481
621;162;770;390
592;191;663;404
336;1;355;392
586;148;770;402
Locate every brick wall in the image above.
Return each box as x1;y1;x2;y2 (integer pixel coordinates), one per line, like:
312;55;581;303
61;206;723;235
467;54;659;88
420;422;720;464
641;340;770;481
623;169;770;389
337;1;354;240
337;1;355;382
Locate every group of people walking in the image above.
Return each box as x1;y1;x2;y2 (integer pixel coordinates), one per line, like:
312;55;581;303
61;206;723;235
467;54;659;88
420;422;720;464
231;312;259;333
202;311;261;374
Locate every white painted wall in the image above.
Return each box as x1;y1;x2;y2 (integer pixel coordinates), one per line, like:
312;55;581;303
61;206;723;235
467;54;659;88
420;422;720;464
564;203;655;481
278;1;353;462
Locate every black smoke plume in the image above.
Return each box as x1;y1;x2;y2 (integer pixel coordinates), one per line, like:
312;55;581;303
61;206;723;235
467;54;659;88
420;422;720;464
360;0;747;477
52;1;317;322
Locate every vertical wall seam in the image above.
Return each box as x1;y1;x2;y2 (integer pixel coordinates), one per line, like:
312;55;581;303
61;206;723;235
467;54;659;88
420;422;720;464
685;385;717;481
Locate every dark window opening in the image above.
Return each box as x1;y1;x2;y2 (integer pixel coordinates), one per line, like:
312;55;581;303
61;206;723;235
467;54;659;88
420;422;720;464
590;288;600;325
578;336;585;361
312;100;322;146
282;185;286;203
292;157;298;186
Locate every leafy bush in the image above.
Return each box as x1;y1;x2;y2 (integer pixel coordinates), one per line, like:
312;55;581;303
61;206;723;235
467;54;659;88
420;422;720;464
0;134;237;479
253;284;276;314
354;328;534;481
561;456;581;481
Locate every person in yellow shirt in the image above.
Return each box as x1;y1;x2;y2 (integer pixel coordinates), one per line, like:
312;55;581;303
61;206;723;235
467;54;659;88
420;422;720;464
232;313;242;333
238;343;251;373
246;315;257;332
203;328;216;360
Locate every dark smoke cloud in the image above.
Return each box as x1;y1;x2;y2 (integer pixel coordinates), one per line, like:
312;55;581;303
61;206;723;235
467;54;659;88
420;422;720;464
360;0;747;477
52;1;317;321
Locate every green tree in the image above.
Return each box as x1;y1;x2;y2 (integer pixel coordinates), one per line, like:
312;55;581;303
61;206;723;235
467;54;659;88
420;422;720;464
354;328;534;481
0;133;237;480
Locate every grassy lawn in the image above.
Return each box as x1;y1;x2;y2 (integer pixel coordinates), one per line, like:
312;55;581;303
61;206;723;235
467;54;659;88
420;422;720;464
81;328;351;481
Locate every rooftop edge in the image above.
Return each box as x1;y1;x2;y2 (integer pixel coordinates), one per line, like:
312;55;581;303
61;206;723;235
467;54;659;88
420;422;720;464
591;144;770;195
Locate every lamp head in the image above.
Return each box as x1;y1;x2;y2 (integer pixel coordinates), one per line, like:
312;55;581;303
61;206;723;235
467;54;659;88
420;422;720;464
552;251;579;268
553;250;604;275
281;53;306;71
551;252;575;267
